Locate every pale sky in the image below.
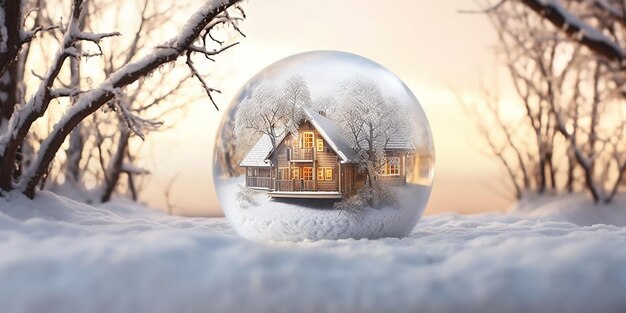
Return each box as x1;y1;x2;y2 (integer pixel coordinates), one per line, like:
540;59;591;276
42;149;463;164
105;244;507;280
139;0;516;216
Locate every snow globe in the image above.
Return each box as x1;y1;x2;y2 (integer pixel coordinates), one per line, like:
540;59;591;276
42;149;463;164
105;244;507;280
213;51;434;241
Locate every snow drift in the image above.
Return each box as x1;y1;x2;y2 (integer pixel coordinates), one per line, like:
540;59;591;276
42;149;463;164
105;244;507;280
1;191;626;313
217;177;430;241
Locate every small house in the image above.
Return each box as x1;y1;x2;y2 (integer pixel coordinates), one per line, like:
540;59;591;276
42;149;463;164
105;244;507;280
239;109;413;199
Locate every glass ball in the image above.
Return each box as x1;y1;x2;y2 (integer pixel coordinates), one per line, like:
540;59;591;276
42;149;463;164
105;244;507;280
213;51;434;241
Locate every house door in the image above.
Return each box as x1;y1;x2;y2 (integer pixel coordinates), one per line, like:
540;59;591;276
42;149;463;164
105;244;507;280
344;166;353;196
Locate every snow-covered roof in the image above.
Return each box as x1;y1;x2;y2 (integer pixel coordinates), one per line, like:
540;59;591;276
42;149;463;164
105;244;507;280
385;136;416;151
303;108;359;163
241;108;418;167
239;133;284;167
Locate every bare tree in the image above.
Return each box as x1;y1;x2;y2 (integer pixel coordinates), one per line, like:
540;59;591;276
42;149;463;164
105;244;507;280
473;0;626;203
0;0;246;199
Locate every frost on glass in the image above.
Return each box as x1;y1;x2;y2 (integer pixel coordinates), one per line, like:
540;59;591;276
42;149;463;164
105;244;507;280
213;51;434;241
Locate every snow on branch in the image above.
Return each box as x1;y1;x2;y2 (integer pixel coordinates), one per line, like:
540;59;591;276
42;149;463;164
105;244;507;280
518;0;626;63
17;0;243;197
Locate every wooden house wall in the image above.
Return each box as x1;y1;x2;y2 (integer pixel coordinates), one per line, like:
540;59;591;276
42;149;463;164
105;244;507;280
316;150;338;191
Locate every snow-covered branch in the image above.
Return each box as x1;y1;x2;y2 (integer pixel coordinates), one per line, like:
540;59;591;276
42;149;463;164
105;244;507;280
517;0;626;63
17;0;243;198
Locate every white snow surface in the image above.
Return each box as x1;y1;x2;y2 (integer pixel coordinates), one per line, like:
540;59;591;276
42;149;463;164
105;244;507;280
1;191;626;313
511;192;626;227
217;177;430;241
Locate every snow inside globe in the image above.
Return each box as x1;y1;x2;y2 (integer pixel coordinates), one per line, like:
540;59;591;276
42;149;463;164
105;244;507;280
213;51;434;241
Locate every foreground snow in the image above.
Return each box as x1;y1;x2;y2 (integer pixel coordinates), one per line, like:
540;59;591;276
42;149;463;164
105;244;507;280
1;192;626;313
511;192;626;226
217;177;430;241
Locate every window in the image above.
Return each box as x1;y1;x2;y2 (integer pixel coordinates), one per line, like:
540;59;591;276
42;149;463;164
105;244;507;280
302;167;313;180
325;168;333;180
278;168;289;180
291;167;300;180
247;168;260;176
316;167;334;181
381;157;400;176
316;139;324;152
303;132;314;149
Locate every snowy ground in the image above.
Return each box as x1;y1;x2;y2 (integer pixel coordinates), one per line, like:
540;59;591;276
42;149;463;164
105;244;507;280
511;192;626;226
1;191;626;313
216;177;430;241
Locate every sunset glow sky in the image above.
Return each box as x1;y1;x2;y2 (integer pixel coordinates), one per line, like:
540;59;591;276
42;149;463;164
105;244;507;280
139;1;516;216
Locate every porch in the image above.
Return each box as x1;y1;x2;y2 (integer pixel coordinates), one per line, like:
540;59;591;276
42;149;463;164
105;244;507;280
275;179;316;192
291;148;313;161
245;177;272;189
268;190;342;199
269;179;342;199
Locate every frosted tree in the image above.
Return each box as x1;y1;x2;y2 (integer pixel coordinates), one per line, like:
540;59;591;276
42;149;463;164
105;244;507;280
281;74;311;123
312;96;337;116
234;83;285;149
0;0;246;199
334;77;414;208
42;0;200;202
234;75;312;149
472;0;626;203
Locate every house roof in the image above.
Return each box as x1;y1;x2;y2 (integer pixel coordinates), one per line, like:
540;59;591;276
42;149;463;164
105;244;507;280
385;135;416;151
240;108;419;167
239;132;285;167
303;108;359;163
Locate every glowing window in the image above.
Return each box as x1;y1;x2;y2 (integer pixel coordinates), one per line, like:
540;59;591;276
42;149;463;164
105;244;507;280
303;132;314;149
302;167;313;180
316;139;324;152
291;167;300;180
381;157;400;176
317;167;324;180
325;168;333;180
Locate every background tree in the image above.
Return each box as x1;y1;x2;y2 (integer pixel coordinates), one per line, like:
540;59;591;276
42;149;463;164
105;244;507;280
469;0;626;203
234;75;312;149
0;0;246;199
334;77;415;208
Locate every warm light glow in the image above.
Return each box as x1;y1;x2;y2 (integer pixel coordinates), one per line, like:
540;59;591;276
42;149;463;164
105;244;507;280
137;0;513;216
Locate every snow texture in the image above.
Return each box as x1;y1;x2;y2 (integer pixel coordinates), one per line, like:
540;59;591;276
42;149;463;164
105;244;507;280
1;191;626;313
218;177;429;241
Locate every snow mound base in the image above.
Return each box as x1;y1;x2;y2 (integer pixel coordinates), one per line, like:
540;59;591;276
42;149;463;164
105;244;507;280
217;177;430;241
1;191;626;313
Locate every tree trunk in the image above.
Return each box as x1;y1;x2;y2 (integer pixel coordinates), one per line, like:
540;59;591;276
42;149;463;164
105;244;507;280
101;129;130;202
0;1;23;78
20;0;241;198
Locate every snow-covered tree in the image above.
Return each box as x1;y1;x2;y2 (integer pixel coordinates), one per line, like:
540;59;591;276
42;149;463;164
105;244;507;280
44;0;200;202
234;75;312;149
312;96;337;116
281;74;311;122
335;76;414;208
0;0;246;199
234;83;286;149
472;0;626;203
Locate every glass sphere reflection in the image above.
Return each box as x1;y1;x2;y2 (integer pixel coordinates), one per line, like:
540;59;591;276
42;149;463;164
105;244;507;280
213;51;434;241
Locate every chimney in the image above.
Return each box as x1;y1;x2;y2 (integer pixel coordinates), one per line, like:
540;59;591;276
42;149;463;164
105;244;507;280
318;110;326;117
